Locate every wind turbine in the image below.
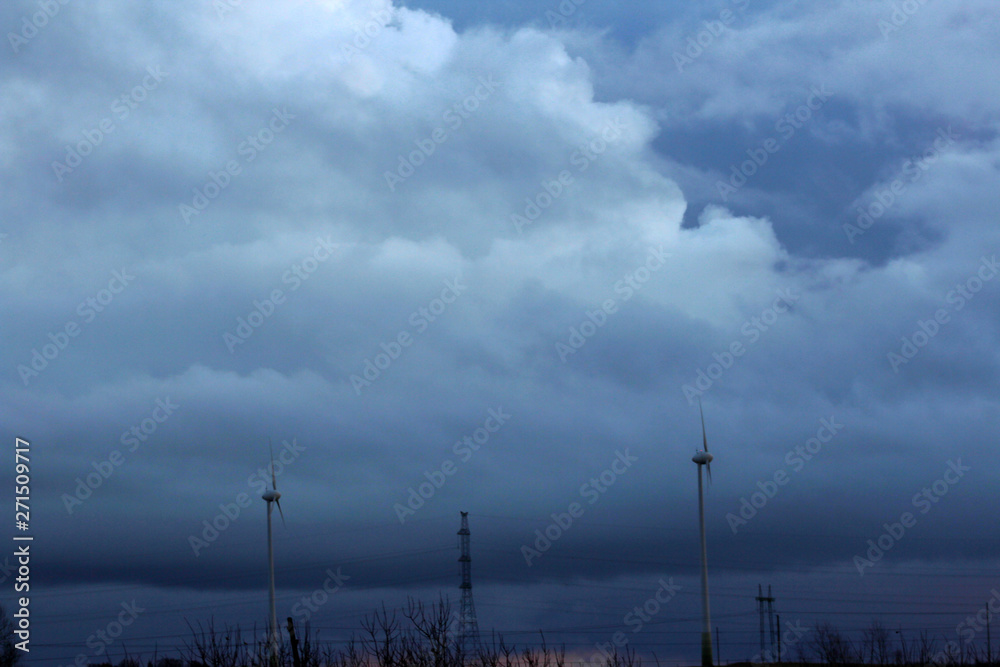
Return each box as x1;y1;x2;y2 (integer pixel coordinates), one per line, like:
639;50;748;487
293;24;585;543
692;400;714;667
262;438;285;665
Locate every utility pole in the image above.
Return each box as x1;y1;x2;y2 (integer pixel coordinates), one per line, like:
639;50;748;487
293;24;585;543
987;602;992;665
767;586;776;657
777;614;782;664
457;511;481;657
758;585;765;659
287;617;302;667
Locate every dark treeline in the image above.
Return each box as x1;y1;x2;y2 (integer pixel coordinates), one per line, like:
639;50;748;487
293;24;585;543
35;601;994;667
778;620;991;667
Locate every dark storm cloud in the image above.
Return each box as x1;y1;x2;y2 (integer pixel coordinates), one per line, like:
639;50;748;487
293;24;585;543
1;0;999;663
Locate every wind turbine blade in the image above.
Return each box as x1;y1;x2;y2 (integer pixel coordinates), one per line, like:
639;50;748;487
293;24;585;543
698;398;709;453
268;437;277;491
275;499;285;526
707;462;712;484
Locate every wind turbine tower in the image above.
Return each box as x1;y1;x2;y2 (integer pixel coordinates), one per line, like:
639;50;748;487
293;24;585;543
262;440;285;665
693;401;715;667
457;511;481;657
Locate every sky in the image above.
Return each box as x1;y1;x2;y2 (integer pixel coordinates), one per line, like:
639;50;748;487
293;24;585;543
1;0;999;664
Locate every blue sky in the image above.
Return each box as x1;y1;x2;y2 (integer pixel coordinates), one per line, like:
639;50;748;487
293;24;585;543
1;0;999;664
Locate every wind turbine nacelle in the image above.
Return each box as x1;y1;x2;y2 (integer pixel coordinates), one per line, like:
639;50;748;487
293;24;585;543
263;489;281;502
692;451;713;465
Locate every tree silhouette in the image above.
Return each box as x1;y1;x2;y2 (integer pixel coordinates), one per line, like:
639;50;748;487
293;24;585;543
0;603;21;667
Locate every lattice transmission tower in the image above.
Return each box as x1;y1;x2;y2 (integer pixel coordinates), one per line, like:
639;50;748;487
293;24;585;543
756;584;777;661
457;511;481;656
